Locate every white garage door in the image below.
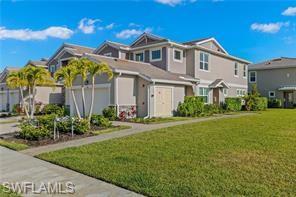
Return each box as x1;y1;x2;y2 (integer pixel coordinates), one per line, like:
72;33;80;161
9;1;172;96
154;87;172;117
0;93;7;111
71;87;110;116
9;91;20;111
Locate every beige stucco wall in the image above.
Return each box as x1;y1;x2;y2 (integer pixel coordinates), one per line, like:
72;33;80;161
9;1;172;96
35;86;63;105
167;46;187;74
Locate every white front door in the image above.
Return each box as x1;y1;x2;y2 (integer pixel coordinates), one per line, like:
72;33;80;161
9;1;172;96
154;87;172;117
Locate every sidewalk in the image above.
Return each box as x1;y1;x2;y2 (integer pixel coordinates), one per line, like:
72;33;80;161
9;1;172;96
0;146;142;197
20;113;254;156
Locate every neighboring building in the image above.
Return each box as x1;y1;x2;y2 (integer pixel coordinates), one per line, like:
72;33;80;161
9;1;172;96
50;33;250;117
0;67;21;112
0;59;64;112
248;57;296;108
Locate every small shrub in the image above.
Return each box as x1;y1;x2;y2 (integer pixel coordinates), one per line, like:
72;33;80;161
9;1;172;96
42;104;64;116
19;123;51;141
224;97;242;111
244;95;268;111
37;114;56;130
73;118;90;134
177;96;204;117
91;114;112;128
268;99;282;108
102;106;117;121
204;104;221;115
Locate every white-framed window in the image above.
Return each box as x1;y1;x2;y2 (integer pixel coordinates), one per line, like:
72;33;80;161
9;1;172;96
236;89;246;97
223;88;228;96
199;87;209;103
249;71;257;83
234;62;239;77
150;48;162;62
173;48;183;62
49;65;55;73
200;52;209;71
268;91;275;98
243;65;247;78
104;52;112;57
135;52;144;62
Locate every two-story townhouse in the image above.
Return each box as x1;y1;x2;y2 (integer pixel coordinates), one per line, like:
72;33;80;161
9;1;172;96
248;57;296;108
48;33;250;117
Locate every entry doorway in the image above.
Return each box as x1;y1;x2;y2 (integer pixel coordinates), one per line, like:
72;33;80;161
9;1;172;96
284;91;294;108
213;88;220;105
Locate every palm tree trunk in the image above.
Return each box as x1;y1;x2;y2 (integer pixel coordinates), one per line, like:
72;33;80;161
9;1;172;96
71;88;81;119
88;76;95;122
28;86;32;115
19;87;29;118
30;85;36;119
81;83;86;118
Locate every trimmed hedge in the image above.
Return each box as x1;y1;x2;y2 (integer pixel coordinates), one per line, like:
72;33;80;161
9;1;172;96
91;114;112;128
19;123;51;141
268;99;282;108
224;97;242;112
177;96;204;117
102;106;117;121
42;104;64;116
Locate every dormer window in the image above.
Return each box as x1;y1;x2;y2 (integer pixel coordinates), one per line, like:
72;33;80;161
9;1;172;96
135;52;144;62
150;48;162;62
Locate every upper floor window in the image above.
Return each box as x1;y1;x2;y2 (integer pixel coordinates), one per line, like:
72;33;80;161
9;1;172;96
236;89;246;97
104;52;112;57
150;48;162;62
243;65;247;77
200;52;209;71
135;52;144;62
249;71;257;83
199;87;209;103
173;49;183;62
234;62;238;77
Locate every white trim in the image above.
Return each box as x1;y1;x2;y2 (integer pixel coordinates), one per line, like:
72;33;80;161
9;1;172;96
70;83;111;90
173;48;183;63
249;71;257;83
152;79;192;86
153;85;174;117
149;47;162;62
195;38;229;55
199;80;248;89
236;89;246;97
166;47;170;71
268;91;276;98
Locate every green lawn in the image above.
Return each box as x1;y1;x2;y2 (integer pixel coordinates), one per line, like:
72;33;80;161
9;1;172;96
92;125;131;135
0;185;20;197
128;116;193;124
38;109;296;196
0;139;29;151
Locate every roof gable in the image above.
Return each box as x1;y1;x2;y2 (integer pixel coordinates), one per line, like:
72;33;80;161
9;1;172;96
249;57;296;70
130;33;168;48
184;37;228;54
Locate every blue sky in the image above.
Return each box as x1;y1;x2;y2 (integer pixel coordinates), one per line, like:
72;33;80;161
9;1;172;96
1;0;296;70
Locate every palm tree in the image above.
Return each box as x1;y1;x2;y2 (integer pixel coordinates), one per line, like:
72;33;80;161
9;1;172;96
70;58;90;118
23;65;54;119
87;61;113;122
54;65;82;119
6;69;30;118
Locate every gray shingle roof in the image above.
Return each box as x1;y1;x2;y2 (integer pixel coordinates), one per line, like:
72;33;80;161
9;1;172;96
85;53;197;85
249;57;296;70
64;43;94;55
27;60;48;68
182;37;212;46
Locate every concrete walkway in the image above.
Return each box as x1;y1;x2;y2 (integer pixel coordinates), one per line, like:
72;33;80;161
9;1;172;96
21;113;253;156
0;146;142;197
0;116;21;135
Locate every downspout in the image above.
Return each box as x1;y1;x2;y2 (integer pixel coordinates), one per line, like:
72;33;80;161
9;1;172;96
143;83;150;119
115;72;122;117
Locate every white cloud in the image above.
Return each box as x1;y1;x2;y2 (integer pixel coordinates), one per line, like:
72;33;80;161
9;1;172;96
116;28;152;39
78;18;101;34
250;22;290;33
105;23;115;30
282;7;296;16
155;0;196;6
0;26;73;40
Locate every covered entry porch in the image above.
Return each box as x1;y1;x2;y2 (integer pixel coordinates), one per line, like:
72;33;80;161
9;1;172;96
279;86;296;108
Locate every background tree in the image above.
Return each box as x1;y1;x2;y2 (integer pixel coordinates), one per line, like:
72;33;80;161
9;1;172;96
87;61;113;122
54;65;82;119
6;69;30;118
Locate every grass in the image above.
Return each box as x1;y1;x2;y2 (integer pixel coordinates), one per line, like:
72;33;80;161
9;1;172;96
0;120;18;124
128;116;193;124
38;109;296;196
92;125;131;135
0;185;20;197
0;139;29;151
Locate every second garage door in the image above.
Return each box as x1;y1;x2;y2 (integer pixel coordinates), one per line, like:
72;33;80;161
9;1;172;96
155;87;172;117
